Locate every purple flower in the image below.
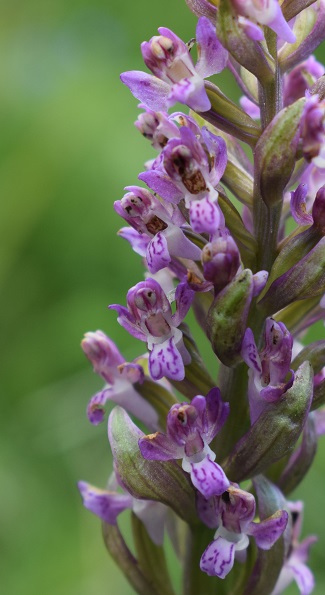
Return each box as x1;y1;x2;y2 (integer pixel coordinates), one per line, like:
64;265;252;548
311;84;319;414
139;388;230;498
110;278;194;381
78;473;168;545
120;17;228;113
301;94;325;168
290;184;325;233
81;331;159;428
139;125;227;234
241;319;294;423
201;228;240;293
232;0;296;43
114;185;201;274
271;501;317;595
198;484;288;579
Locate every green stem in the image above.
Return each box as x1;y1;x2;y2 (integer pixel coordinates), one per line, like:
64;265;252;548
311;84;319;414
183;526;219;595
212;363;250;461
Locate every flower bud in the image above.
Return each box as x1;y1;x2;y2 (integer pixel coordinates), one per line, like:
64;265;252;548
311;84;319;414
215;0;275;83
108;407;198;524
312;185;325;233
255;98;305;207
223;361;313;481
202;233;240;293
207;269;253;366
259;237;325;315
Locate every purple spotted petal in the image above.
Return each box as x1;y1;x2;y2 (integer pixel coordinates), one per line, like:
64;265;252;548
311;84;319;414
200;535;236;578
185;0;217;21
139;431;182;461
248;510;288;550
139;169;183;204
147;232;171;273
241;327;262;374
149;337;185;381
189;197;222;234
290;184;313;226
120;71;170;111
195;17;228;78
78;481;132;524
190;455;230;498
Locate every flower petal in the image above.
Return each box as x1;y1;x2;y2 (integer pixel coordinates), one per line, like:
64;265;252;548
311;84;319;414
78;481;132;524
248;510;288;550
149;337;185;381
120;71;170;111
195;16;228;78
200;535;236;578
190;455;230;498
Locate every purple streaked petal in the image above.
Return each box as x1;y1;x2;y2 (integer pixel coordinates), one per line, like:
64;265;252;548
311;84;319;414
287;560;315;595
139;169;184;204
248;510;288;550
195;17;228;78
290;184;313;226
190;455;230;498
189;197;221;234
146;232;171;273
120;71;170;111
241;328;262;374
78;481;132;524
139;430;182;460
200;535;236;578
149;337;185;381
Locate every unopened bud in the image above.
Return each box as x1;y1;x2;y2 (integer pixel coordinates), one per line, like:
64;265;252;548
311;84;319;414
202;234;240;293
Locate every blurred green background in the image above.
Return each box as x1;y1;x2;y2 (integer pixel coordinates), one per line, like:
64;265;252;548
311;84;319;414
1;1;324;593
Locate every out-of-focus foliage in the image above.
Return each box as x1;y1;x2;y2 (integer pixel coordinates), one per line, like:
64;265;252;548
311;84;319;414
1;1;324;593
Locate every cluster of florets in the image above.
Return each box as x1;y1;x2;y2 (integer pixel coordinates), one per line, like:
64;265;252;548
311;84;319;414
78;1;325;593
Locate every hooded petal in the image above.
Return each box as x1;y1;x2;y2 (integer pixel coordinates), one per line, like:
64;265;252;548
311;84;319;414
138;430;182;460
